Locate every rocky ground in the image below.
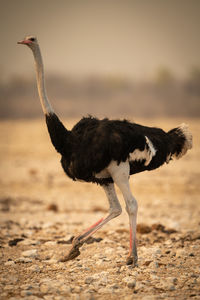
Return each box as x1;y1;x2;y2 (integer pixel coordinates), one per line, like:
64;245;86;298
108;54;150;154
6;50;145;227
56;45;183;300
0;118;200;299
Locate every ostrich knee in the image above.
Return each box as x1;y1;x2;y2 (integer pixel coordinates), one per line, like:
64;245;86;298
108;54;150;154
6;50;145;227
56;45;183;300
125;196;138;216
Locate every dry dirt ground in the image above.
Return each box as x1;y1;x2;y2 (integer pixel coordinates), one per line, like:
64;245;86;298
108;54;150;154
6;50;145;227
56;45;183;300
0;118;200;300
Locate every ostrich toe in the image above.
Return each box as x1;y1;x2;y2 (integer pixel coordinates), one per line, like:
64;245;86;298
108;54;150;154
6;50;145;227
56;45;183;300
126;255;138;267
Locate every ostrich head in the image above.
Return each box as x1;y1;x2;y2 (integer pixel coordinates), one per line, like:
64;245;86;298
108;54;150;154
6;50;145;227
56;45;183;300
18;35;38;50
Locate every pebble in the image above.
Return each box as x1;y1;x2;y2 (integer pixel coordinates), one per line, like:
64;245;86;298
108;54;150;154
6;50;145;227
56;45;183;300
120;266;128;272
140;246;161;259
16;257;33;263
44;241;57;246
110;283;120;289
59;285;71;294
127;280;136;289
150;274;160;281
159;277;177;290
7;275;19;284
105;248;114;255
4;285;14;290
96;259;106;266
164;239;173;246
122;276;136;288
98;276;108;286
43;296;54;300
169;277;178;285
176;248;187;257
85;276;94;284
98;287;113;294
19;239;39;246
54;297;68;300
20;290;33;296
42;222;53;229
22;249;38;258
71;294;80;300
102;238;114;244
28;265;41;272
135;281;145;291
43;259;58;264
4;261;15;266
40;283;50;293
99;271;109;277
190;231;200;240
149;261;159;268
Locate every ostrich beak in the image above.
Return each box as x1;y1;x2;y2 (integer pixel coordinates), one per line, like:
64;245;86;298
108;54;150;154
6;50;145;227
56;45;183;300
17;39;31;45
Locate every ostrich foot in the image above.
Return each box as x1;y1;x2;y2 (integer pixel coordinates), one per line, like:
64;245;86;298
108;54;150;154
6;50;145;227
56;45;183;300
59;247;80;262
59;237;84;262
126;255;138;267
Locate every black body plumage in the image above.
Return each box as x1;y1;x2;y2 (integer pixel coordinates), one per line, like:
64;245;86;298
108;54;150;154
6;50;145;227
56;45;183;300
45;113;188;185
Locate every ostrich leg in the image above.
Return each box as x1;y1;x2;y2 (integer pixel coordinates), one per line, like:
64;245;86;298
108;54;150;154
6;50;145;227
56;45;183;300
60;183;122;262
108;161;138;266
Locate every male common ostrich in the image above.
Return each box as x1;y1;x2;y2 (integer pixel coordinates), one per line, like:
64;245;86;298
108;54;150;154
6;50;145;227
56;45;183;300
18;35;192;266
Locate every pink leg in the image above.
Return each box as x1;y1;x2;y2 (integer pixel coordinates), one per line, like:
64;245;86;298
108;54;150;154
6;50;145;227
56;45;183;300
60;184;122;262
81;217;104;237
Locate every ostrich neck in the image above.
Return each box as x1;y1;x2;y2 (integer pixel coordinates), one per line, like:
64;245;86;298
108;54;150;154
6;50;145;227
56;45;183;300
33;46;54;115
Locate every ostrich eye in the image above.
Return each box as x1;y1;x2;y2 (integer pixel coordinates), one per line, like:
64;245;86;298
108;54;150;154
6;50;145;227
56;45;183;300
29;37;35;42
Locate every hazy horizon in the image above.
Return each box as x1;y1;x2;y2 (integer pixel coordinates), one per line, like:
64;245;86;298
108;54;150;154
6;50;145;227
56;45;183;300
0;0;200;81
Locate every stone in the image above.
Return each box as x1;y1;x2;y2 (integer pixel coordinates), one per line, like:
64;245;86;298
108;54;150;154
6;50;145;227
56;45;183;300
59;285;71;294
190;232;200;240
96;259;105;266
150;274;160;281
4;261;15;266
176;248;187;257
20;290;33;296
4;285;13;290
149;261;159;268
110;283;120;289
71;294;80;300
40;283;50;293
98;276;108;286
43;296;54;300
16;257;33;263
19;239;40;246
85;276;94;284
127;280;136;289
22;249;38;258
135;281;145;291
98;287;113;294
8;275;19;284
159;277;177;290
43;259;58;264
123;277;136;289
28;265;41;272
105;248;114;255
44;241;57;246
100;271;109;276
42;222;53;229
102;238;114;244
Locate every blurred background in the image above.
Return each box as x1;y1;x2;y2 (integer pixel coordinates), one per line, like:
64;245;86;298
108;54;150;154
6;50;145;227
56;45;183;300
0;0;200;119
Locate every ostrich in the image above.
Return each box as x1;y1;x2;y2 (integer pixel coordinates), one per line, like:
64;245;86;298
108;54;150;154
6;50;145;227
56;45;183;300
18;35;192;266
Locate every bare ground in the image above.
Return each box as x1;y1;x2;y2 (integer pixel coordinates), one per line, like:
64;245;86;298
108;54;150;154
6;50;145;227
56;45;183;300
0;118;200;300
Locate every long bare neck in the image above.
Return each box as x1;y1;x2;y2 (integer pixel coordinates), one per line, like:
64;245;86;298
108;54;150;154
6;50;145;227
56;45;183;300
32;46;54;115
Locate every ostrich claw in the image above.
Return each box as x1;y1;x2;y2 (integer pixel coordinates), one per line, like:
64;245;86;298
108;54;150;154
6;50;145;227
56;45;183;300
59;237;84;262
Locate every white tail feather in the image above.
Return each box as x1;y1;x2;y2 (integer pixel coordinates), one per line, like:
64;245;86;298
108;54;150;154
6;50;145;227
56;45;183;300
173;123;193;159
